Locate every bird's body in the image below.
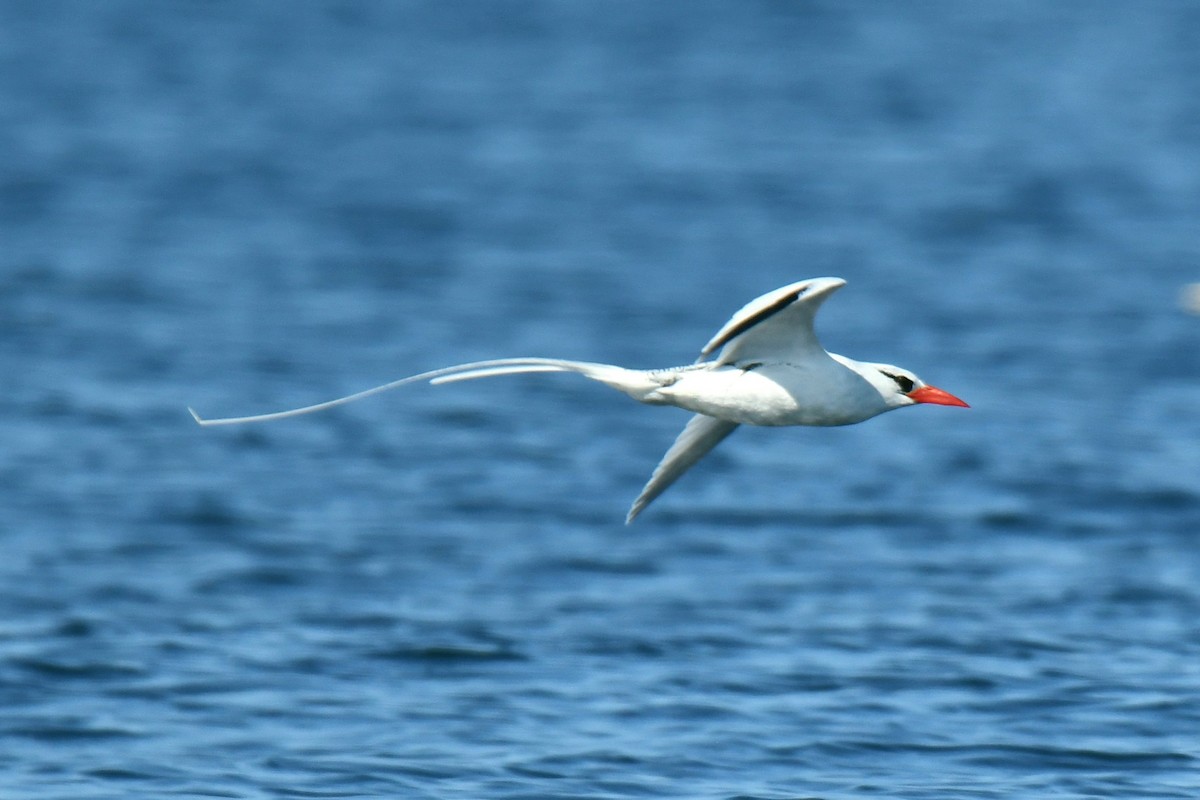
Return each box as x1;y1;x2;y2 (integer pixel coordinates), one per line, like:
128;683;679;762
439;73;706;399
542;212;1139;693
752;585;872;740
642;356;894;427
192;277;967;521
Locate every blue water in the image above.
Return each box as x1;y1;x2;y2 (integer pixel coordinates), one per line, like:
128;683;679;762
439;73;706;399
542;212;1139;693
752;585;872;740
3;2;1200;798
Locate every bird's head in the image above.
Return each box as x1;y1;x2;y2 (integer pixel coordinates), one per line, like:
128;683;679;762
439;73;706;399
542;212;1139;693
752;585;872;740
864;363;970;410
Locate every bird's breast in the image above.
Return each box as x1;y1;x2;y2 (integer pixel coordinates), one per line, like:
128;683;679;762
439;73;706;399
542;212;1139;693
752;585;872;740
652;362;887;427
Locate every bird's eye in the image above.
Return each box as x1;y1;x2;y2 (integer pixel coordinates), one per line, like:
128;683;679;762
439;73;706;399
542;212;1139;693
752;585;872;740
882;371;915;393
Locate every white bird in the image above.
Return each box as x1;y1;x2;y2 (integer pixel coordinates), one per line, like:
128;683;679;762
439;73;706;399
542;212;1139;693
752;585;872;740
191;277;968;522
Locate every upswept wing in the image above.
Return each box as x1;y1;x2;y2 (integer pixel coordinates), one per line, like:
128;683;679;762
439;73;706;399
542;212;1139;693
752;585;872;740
697;277;846;366
626;414;739;523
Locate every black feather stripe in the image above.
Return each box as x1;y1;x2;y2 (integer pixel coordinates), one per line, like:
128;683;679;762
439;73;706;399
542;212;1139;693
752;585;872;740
707;286;805;354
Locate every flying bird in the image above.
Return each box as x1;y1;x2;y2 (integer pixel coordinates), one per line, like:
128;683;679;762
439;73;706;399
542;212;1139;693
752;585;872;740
191;277;968;522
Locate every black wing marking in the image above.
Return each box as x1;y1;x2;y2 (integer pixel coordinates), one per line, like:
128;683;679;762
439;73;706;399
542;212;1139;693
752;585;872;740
700;286;807;359
696;277;846;365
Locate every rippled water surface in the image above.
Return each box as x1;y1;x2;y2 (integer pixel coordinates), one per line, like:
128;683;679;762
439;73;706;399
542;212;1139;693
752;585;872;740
3;2;1200;798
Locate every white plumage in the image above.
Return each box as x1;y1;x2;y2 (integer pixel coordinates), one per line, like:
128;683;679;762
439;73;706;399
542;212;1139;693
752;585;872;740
192;277;967;522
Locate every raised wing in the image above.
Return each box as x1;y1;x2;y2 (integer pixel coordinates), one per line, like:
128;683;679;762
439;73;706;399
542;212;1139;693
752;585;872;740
697;277;846;366
626;414;739;523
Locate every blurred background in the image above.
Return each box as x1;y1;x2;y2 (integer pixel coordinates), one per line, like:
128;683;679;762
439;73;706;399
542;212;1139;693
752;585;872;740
2;2;1198;798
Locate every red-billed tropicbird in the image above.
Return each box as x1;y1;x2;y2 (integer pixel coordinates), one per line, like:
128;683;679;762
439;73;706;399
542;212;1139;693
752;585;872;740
191;277;968;522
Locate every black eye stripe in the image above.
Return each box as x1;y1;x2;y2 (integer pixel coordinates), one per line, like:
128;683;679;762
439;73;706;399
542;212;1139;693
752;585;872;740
881;371;915;393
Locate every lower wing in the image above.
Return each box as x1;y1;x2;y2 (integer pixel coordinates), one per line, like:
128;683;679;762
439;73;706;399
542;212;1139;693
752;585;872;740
626;414;739;523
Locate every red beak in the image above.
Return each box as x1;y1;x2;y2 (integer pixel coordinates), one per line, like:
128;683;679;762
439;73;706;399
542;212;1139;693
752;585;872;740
907;385;969;408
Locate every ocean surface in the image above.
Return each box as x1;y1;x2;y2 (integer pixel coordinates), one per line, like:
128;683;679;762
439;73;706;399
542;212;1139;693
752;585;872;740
3;2;1200;798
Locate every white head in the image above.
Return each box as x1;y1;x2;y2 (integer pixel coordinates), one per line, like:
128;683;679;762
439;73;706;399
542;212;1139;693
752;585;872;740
856;361;970;411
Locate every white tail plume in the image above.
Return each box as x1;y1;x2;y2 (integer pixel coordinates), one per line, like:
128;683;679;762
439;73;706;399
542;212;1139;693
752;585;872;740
188;358;658;427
